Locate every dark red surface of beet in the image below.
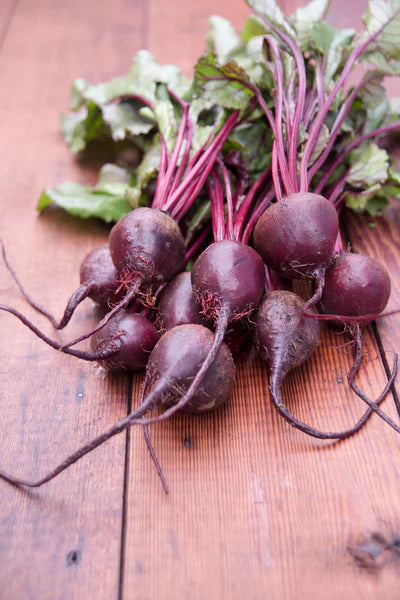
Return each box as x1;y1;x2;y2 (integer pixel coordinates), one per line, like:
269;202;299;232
147;324;235;413
157;272;208;331
320;252;391;317
253;290;320;385
253;193;339;279
90;312;159;372
108;207;186;287
191;240;265;321
79;244;125;307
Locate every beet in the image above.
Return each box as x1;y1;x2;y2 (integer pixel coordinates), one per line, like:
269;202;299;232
252;290;391;439
0;324;236;487
191;240;265;323
62;207;186;349
90;312;159;372
56;244;125;329
156;272;207;331
320;252;391;318
253;193;339;309
253;291;320;391
109;207;186;290
145;324;235;413
0;304;158;373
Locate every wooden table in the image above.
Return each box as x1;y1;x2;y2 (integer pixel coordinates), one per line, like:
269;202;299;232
1;1;400;598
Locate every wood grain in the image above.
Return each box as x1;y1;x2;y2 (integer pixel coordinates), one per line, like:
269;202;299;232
122;1;400;599
0;0;146;598
0;1;400;600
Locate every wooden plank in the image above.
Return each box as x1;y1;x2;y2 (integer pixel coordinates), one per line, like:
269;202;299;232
0;0;147;598
122;1;400;599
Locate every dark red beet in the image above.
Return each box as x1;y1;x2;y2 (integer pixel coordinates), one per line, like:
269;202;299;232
62;207;186;349
191;240;265;322
78;244;124;307
0;324;236;487
252;290;388;439
156;272;208;331
56;245;125;329
0;304;158;374
320;252;391;317
253;291;320;389
109;207;186;291
253;193;339;280
90;312;159;372
145;324;235;413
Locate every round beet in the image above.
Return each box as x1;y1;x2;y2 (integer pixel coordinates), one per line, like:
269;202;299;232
146;324;235;413
191;240;265;321
61;207;186;349
157;272;208;331
90;312;159;372
56;245;125;329
253;193;339;280
109;207;186;289
79;244;124;307
320;252;391;317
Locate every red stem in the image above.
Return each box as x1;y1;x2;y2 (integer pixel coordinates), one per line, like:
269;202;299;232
315;120;400;195
300;11;400;191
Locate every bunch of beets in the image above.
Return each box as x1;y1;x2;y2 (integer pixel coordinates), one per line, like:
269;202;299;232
2;0;400;490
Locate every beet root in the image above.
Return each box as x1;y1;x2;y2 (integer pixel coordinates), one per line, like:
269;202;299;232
0;324;235;488
156;272;208;331
62;207;187;349
144;324;235;413
191;240;265;322
253;193;338;280
57;244;126;329
319;252;391;318
0;304;158;373
253;291;320;388
90;312;159;372
109;207;186;292
252;290;392;440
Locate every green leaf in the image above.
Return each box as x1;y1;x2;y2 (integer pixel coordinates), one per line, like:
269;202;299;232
194;53;255;110
347;143;389;188
291;0;331;23
388;166;400;185
362;0;400;61
207;16;243;64
135;135;161;189
97;163;131;188
61;103;106;153
291;0;333;51
61;111;88;153
344;186;390;215
83;50;190;107
70;78;91;110
246;0;296;38
309;123;330;164
101;102;154;140
357;74;390;132
241;15;266;42
37;181;131;222
324;28;356;85
152;100;178;153
228;120;272;175
305;21;336;54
